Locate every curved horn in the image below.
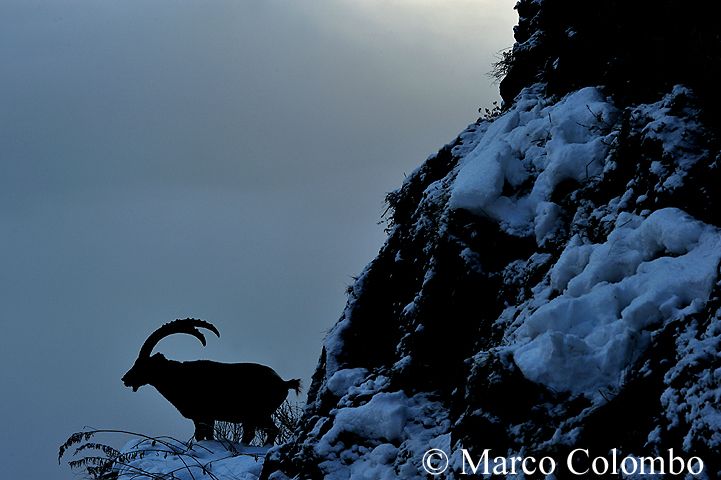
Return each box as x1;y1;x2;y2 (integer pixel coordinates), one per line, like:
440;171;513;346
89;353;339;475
138;318;220;358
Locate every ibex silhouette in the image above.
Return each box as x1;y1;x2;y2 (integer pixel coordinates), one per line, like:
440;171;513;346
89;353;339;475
122;318;301;444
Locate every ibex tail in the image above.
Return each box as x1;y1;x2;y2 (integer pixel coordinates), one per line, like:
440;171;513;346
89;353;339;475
285;378;302;395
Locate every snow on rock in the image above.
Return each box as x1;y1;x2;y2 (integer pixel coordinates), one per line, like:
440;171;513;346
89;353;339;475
326;368;369;397
450;86;618;241
511;208;721;398
262;79;721;477
629;85;707;193
316;392;409;454
638;86;702;167
315;391;451;479
115;439;268;480
661;314;721;451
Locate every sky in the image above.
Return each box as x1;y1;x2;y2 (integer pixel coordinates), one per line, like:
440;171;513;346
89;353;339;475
0;1;516;478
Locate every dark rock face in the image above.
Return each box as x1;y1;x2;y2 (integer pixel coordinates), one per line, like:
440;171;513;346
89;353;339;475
501;0;721;115
261;3;721;479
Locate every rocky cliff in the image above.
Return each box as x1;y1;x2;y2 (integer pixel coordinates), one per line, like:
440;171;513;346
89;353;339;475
261;1;721;478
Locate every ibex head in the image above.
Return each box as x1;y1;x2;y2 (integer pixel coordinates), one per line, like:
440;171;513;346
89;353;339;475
122;318;220;392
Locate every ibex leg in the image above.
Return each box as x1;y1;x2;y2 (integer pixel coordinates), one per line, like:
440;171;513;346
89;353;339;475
193;419;215;441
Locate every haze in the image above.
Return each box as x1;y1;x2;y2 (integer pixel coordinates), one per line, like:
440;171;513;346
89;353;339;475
0;1;516;478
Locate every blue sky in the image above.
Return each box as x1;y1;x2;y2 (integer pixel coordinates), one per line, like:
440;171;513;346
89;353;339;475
0;1;515;478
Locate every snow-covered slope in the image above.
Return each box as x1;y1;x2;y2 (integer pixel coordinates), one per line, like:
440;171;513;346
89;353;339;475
262;80;721;479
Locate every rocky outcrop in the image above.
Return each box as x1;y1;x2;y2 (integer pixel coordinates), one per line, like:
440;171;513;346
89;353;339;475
501;0;721;116
261;2;721;479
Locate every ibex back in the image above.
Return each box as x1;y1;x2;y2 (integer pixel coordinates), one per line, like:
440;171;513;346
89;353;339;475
121;318;301;444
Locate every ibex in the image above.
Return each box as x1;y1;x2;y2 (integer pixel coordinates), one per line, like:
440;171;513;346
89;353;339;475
121;318;301;444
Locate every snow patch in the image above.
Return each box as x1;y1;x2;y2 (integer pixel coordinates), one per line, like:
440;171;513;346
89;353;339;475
116;439;267;480
450;86;618;237
510;208;721;398
317;392;409;455
661;318;721;451
631;85;706;193
327;368;369;397
315;392;451;479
